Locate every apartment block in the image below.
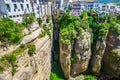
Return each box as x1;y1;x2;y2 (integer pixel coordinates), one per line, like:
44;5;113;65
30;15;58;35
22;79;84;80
0;0;32;22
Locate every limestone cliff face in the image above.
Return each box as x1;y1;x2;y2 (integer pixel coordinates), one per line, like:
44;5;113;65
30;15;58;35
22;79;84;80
91;34;107;74
0;36;52;80
71;30;91;77
60;43;71;79
59;30;91;79
103;31;120;78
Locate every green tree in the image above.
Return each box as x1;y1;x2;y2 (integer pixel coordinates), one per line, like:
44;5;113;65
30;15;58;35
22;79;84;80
22;13;35;27
37;17;42;25
0;18;23;44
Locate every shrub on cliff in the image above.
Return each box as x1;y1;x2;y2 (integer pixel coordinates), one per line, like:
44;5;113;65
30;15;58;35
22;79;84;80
57;11;89;45
84;75;96;80
22;13;35;27
28;44;36;56
37;17;42;26
46;15;50;23
111;23;120;35
0;18;23;44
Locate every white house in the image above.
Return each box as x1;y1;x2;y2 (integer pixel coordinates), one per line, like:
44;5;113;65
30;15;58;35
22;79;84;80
69;0;100;15
52;0;73;10
86;0;99;11
70;1;86;15
0;0;32;22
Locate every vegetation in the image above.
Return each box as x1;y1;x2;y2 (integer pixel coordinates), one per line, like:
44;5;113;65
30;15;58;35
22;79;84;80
38;31;46;38
46;15;51;23
28;44;36;56
0;53;17;75
84;75;96;80
50;24;65;80
0;42;35;74
50;62;65;80
55;10;120;80
0;18;23;44
22;13;35;27
37;17;42;26
41;24;51;38
57;11;89;45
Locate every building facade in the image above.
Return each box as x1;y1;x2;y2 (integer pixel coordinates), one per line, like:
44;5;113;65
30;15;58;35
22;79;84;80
0;0;32;22
0;0;52;22
69;0;100;15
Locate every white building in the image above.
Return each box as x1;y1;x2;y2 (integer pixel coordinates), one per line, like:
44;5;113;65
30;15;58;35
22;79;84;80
69;0;100;15
31;0;42;18
0;0;32;22
86;0;99;10
52;0;65;9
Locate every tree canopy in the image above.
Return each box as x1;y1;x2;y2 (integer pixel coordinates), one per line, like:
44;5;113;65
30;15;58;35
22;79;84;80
57;10;120;45
0;18;23;44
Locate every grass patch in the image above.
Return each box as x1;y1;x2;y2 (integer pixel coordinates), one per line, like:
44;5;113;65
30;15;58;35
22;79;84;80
38;31;46;38
84;75;97;80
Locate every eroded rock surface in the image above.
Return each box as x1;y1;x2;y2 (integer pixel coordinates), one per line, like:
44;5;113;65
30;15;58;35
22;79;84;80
103;32;120;78
71;31;91;77
60;30;91;79
0;35;52;80
91;34;107;74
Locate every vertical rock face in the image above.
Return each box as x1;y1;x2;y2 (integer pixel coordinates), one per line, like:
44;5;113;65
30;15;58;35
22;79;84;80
71;31;91;77
60;43;71;79
103;32;120;78
91;34;107;74
59;30;91;79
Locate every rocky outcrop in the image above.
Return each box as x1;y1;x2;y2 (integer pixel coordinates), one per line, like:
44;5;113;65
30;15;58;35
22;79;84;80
60;30;91;79
71;30;91;77
60;43;71;79
0;35;52;80
103;32;120;78
21;28;41;44
91;34;107;74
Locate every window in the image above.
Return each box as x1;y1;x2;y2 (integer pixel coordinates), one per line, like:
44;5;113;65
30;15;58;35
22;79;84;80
34;0;37;3
20;4;24;11
20;14;22;17
26;4;29;11
13;4;17;9
9;16;12;18
21;0;24;2
6;4;11;12
13;15;16;17
37;7;39;10
12;0;16;2
17;0;20;2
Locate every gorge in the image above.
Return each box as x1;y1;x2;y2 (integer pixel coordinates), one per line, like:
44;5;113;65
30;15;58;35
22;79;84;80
51;9;120;80
0;9;120;80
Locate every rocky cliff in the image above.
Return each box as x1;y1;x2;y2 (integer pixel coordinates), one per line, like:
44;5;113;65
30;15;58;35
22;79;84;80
59;29;91;79
103;31;120;78
0;20;52;80
53;10;120;80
